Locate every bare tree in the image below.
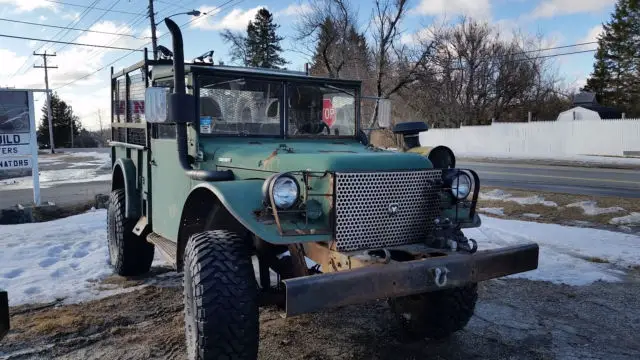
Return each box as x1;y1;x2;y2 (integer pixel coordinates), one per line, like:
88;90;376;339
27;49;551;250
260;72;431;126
366;0;436;127
296;0;362;78
220;30;249;66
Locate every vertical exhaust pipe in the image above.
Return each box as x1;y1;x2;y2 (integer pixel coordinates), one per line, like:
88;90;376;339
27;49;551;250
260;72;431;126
164;18;233;181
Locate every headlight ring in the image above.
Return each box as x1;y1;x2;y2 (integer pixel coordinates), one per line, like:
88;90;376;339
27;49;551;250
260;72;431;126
264;173;300;210
449;172;472;200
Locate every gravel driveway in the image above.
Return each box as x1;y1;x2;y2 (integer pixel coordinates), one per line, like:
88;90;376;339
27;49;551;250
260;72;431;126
2;269;639;360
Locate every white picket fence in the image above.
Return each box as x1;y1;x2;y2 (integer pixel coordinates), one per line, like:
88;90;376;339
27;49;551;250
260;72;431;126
419;118;640;157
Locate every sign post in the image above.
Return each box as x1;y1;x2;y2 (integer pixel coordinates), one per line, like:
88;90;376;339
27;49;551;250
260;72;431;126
0;89;42;205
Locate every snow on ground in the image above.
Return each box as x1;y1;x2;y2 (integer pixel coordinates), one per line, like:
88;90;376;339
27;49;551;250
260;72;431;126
480;189;558;207
479;207;505;216
2;211;640;306
609;212;640;226
457;151;640;167
567;201;625;216
465;215;640;285
0;210;112;306
522;213;541;219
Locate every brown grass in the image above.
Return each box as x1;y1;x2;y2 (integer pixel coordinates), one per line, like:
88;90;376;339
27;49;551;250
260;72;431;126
585;256;610;264
478;187;640;228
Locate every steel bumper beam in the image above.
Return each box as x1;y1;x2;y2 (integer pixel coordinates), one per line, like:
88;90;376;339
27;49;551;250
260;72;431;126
0;290;9;341
284;243;539;316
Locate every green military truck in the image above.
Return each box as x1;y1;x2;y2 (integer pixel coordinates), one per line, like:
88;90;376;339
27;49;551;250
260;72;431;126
107;18;539;360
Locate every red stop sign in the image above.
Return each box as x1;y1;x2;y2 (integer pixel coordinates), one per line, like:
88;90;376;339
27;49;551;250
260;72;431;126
322;98;336;127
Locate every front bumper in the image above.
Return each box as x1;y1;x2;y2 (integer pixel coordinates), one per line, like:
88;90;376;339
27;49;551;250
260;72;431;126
0;290;8;341
283;243;539;316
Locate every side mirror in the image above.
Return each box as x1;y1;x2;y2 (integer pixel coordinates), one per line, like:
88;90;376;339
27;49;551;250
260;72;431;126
377;98;392;128
144;87;168;123
393;121;428;150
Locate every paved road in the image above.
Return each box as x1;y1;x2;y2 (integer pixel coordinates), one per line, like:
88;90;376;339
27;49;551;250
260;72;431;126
460;160;640;198
0;181;110;209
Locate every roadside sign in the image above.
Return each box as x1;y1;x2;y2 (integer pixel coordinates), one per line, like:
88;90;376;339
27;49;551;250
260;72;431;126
0;133;30;156
0;89;41;205
0;157;31;169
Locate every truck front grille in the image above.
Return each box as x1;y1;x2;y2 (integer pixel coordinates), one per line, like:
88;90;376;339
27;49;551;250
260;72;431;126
334;170;442;252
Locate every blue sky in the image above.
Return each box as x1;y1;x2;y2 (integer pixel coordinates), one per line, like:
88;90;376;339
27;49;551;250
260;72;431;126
0;0;616;130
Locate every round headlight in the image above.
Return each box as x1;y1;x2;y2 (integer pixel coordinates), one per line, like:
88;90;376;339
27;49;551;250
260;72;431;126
270;175;299;209
450;173;472;200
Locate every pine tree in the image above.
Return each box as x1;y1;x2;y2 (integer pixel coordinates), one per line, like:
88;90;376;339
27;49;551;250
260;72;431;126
583;0;640;116
38;92;82;148
244;8;287;68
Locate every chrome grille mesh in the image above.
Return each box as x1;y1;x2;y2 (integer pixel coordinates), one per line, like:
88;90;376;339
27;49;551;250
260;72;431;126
334;170;442;251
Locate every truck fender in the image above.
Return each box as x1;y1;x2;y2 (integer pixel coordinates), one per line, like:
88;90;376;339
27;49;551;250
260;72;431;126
111;158;140;219
182;181;330;246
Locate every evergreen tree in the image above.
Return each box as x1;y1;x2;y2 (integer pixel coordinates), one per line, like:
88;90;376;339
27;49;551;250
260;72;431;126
583;0;640;116
244;8;287;68
38;92;82;148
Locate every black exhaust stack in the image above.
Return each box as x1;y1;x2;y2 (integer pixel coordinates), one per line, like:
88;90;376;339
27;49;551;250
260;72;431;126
164;18;233;181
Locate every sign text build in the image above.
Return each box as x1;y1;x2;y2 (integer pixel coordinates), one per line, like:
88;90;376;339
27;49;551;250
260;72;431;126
0;133;30;156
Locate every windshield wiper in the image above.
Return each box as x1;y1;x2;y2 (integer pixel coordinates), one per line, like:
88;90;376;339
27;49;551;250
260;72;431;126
324;84;354;97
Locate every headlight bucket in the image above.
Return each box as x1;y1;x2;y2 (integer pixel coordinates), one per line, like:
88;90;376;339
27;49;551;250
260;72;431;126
262;173;300;210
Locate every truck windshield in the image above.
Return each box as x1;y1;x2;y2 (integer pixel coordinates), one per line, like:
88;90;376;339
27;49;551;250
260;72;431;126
199;76;282;136
287;83;356;137
197;76;357;137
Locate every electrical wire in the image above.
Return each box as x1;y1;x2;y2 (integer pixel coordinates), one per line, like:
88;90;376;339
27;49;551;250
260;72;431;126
53;0;243;91
0;34;144;51
40;0;101;53
0;17;147;39
54;0;124;53
42;0;145;16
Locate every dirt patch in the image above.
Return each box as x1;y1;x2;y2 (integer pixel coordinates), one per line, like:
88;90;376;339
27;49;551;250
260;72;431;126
478;187;640;232
2;276;640;359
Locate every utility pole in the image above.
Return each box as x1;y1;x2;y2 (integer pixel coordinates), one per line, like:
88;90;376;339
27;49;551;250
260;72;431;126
34;51;57;154
148;0;158;59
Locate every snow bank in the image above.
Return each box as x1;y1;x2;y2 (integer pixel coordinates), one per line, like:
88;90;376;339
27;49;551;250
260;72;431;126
566;201;625;216
609;212;640;226
522;213;541;219
479;207;505;216
480;189;557;207
465;216;640;285
0;210;113;306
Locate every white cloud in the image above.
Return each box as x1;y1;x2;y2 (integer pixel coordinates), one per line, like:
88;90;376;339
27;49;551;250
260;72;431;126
191;5;265;31
0;0;56;12
278;3;311;16
401;26;435;45
532;0;615;18
39;15;47;21
580;24;603;44
412;0;492;19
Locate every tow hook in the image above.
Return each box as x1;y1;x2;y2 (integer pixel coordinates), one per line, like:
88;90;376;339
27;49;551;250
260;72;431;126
432;267;449;287
459;238;478;254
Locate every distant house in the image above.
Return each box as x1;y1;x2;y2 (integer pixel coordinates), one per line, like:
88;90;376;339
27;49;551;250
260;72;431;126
556;92;623;121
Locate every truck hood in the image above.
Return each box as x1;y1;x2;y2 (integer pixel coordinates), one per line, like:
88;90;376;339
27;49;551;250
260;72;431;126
200;138;432;176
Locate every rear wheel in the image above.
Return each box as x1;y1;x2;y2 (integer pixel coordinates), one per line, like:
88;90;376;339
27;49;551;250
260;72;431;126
183;230;258;360
107;189;154;276
389;284;478;340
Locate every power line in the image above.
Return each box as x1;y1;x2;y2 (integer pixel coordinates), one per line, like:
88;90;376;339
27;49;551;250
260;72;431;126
501;41;598;58
41;0;101;53
55;0;125;53
53;0;243;91
43;0;145;16
0;34;144;51
0;17;147;39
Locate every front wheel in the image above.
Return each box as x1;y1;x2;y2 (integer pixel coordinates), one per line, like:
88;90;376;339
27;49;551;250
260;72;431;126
388;283;478;340
183;230;258;360
107;189;154;276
